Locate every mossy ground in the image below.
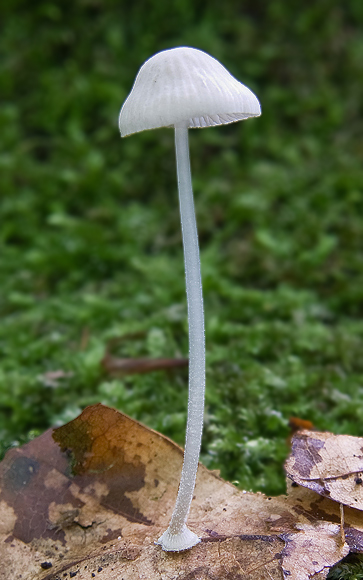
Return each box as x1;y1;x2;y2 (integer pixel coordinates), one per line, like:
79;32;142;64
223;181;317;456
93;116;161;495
1;0;363;523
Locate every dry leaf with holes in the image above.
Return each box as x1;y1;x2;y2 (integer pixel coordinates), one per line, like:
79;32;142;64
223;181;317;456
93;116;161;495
285;430;363;509
0;405;362;580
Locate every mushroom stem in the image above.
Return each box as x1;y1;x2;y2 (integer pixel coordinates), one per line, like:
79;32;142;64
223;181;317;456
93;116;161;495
157;124;205;551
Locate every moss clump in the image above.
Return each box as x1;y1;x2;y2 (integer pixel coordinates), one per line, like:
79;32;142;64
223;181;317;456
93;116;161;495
1;2;363;506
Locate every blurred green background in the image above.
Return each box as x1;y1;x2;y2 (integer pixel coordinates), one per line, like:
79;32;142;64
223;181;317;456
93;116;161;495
1;0;363;499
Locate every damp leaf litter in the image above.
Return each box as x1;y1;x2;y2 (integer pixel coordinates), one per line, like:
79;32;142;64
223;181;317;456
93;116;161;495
1;404;363;580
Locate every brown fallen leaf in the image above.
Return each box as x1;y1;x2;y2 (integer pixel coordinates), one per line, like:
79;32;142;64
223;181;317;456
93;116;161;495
285;430;363;510
0;405;362;580
101;352;188;376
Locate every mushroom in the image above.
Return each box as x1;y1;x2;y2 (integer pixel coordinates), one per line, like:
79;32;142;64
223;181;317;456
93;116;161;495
119;47;261;552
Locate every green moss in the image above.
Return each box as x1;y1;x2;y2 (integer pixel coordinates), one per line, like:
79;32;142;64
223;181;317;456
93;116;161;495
1;1;363;520
328;555;363;580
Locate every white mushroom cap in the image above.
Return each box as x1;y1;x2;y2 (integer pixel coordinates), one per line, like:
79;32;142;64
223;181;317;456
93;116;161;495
119;47;261;137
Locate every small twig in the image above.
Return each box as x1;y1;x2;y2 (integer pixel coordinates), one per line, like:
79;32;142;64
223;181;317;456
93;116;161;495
80;327;90;350
101;353;188;376
340;503;345;545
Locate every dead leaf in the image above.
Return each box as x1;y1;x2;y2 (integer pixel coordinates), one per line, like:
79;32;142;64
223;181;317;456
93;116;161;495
285;430;363;509
0;405;362;580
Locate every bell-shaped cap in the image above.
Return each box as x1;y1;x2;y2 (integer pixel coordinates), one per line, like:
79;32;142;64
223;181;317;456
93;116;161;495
119;47;261;137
